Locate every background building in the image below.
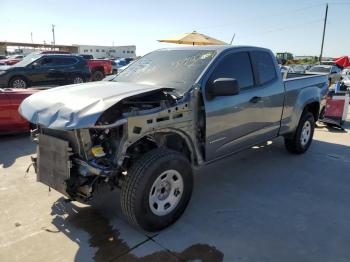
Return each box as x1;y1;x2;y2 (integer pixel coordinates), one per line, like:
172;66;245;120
0;41;77;55
73;44;136;59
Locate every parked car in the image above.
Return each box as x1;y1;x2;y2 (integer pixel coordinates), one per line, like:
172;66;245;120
280;65;291;74
0;88;39;134
111;58;133;74
0;55;7;60
0;53;91;88
86;59;112;81
306;65;342;85
342;75;350;87
289;64;308;74
341;67;350;77
0;54;25;65
20;46;328;231
61;53;111;80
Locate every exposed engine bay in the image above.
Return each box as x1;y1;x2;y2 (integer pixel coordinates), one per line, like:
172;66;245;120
30;88;204;201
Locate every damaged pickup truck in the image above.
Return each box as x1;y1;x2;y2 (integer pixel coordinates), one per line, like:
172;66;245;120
19;46;328;231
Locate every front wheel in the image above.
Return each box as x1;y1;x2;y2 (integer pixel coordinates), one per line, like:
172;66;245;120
9;76;28;88
120;148;193;231
284;111;315;154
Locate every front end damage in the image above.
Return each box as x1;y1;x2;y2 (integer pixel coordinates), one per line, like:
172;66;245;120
28;88;204;201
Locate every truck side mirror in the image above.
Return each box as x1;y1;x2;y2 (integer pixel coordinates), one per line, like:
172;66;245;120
209;78;240;97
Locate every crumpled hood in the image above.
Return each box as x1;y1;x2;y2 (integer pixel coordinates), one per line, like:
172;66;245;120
19;81;166;130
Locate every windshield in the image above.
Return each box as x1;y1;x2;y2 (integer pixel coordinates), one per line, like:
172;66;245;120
113;49;216;95
13;53;42;67
309;66;331;73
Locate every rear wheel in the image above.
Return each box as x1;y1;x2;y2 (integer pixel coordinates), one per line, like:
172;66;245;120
9;76;28;88
284;111;315;154
120;148;193;231
91;70;104;81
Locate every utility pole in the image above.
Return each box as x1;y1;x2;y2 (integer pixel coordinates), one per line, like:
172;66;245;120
52;24;56;46
230;33;236;45
319;3;328;63
30;32;33;43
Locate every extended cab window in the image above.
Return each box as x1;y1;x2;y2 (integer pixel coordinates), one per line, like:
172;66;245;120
251;51;277;85
209;52;254;89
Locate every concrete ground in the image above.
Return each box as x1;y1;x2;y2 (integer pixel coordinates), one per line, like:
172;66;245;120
1;114;350;262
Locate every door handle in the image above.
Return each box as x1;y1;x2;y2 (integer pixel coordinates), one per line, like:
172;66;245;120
250;96;262;103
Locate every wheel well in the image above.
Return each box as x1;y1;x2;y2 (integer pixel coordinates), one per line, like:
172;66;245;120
125;132;192;168
159;133;191;161
92;67;104;74
304;102;320;121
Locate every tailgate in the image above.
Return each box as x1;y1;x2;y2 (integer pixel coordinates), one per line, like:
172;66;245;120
37;134;72;196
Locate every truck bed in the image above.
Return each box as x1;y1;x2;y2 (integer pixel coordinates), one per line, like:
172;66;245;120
283;73;328;92
280;73;328;135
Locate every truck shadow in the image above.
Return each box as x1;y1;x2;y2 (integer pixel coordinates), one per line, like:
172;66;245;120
48;136;350;262
0;133;35;168
50;198;224;262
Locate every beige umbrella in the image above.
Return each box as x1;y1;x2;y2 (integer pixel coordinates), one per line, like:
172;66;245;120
158;31;227;46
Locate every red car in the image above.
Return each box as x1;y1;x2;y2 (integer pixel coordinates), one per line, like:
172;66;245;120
0;88;39;134
0;55;25;65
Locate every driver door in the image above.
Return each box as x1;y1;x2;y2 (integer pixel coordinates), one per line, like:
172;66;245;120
27;57;58;86
203;51;265;161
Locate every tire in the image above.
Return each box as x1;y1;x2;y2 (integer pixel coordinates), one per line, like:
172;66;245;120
9;76;28;88
91;70;104;81
71;75;85;84
120;148;193;231
284;111;315;154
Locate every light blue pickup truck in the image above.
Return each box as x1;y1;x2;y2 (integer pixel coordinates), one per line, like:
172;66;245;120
20;45;328;231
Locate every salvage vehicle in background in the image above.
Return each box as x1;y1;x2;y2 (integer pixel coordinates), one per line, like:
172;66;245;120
306;65;342;85
341;67;350;77
111;58;133;75
20;46;328;231
0;88;38;134
0;53;91;88
75;54;112;81
342;75;350;87
289;64;308;74
87;58;112;81
0;54;25;65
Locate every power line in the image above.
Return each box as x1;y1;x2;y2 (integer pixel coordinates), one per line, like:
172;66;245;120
197;3;324;31
239;18;324;39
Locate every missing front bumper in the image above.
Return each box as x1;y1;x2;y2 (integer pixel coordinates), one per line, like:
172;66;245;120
36;134;72;196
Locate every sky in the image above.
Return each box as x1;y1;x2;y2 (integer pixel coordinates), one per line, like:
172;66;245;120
0;0;349;57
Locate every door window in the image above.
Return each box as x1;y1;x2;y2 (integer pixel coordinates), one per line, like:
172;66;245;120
208;52;254;89
250;51;277;85
56;57;78;65
37;57;54;67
